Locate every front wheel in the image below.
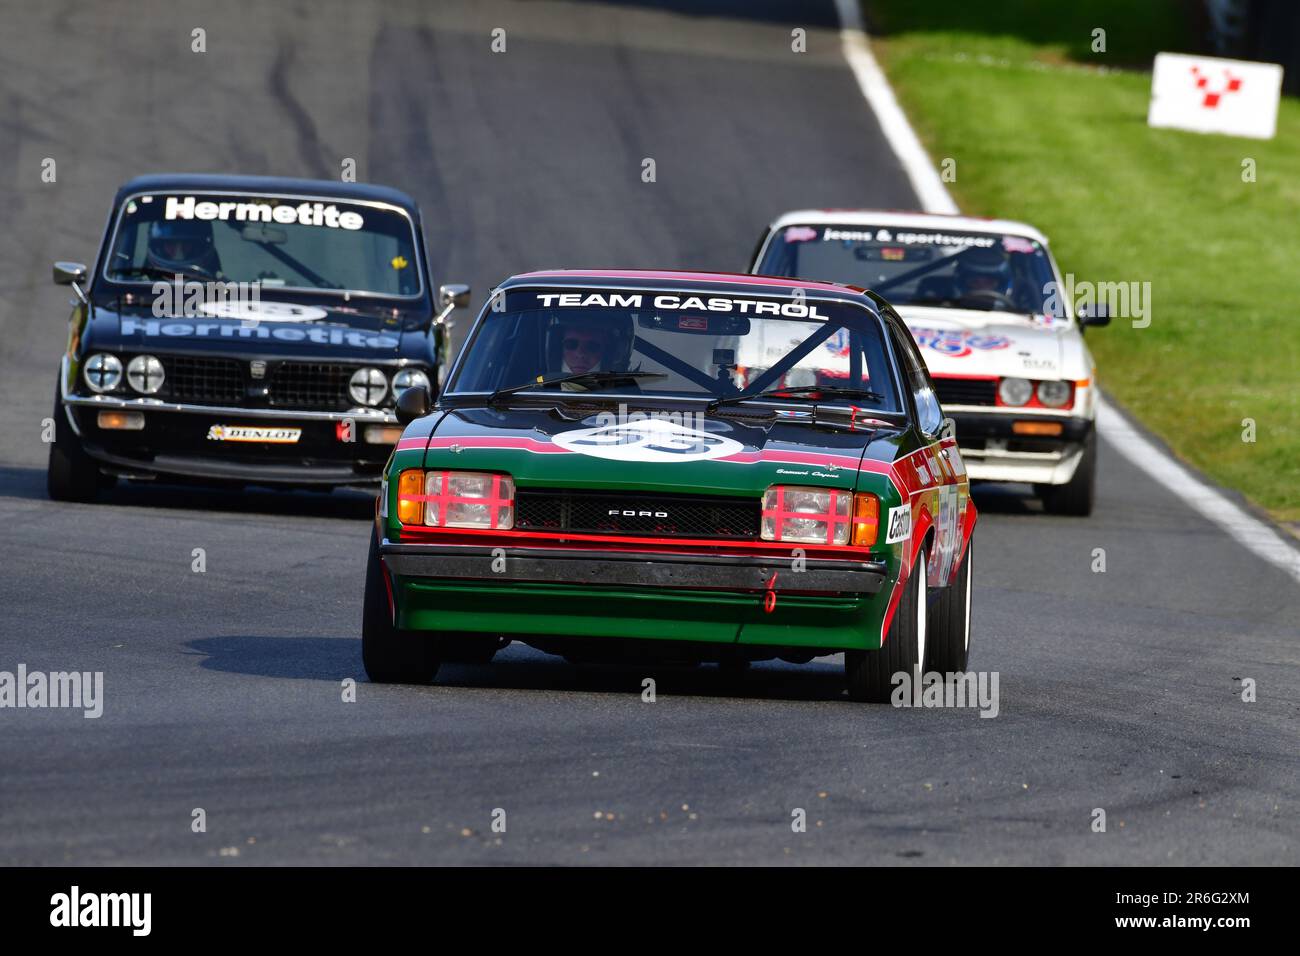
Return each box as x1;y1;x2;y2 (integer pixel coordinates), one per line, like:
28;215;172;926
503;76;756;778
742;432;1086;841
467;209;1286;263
47;388;109;502
928;536;973;672
361;533;440;684
1039;432;1096;516
845;548;927;703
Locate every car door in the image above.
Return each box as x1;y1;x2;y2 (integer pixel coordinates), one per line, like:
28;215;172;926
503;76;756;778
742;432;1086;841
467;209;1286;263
886;314;965;586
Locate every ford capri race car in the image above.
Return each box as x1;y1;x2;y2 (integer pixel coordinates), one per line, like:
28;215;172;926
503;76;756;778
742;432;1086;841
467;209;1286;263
751;211;1110;515
48;174;470;501
365;270;976;702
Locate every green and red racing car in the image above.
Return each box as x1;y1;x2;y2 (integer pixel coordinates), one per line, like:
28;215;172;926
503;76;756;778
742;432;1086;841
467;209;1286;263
364;270;976;702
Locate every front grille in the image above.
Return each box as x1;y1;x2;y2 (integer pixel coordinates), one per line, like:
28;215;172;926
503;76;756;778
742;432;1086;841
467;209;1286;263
933;377;997;407
515;489;760;540
269;362;353;411
166;356;245;405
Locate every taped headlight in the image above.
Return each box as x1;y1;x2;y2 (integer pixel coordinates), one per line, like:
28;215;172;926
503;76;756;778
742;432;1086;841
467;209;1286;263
391;368;430;401
349;367;388;406
761;485;853;545
83;353;122;393
423;470;515;529
126;355;165;395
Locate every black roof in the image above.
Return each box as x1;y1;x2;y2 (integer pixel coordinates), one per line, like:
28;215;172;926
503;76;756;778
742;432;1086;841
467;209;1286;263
112;174;421;217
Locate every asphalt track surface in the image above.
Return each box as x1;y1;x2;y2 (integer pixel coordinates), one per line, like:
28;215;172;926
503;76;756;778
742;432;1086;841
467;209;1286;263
0;0;1296;865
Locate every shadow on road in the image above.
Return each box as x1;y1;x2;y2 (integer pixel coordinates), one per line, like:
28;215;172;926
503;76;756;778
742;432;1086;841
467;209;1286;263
968;481;1043;516
0;464;374;520
188;634;851;702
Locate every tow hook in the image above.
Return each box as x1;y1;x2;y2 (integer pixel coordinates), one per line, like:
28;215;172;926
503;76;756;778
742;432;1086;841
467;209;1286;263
763;571;778;613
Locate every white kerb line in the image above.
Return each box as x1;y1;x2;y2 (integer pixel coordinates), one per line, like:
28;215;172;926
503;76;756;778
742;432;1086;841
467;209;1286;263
832;0;1300;584
832;0;959;215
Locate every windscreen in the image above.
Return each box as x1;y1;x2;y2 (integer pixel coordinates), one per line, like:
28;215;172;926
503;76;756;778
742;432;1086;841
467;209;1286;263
103;192;422;297
758;224;1059;317
448;288;903;413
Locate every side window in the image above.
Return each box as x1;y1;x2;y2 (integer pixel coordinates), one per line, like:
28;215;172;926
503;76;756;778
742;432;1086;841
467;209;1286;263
890;322;944;437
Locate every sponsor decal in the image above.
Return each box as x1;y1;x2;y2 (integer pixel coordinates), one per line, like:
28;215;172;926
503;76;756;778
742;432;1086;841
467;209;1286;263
553;417;743;463
823;227;997;248
164;194;365;230
1002;235;1038;254
195;300;329;323
207;425;301;444
933;484;961;582
884;504;912;543
119;315;397;348
534;292;832;320
823;327;851;357
784;226;819;243
908;326;1012;358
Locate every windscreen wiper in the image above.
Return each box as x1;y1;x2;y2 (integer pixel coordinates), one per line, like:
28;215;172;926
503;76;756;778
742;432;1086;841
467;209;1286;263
709;384;883;411
110;265;218;283
488;370;667;403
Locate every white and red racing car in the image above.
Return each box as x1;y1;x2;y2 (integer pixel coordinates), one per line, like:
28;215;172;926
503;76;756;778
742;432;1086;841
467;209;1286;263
751;211;1109;515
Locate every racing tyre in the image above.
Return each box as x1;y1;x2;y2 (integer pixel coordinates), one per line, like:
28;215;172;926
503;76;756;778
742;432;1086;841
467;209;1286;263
1039;433;1095;516
927;536;972;673
47;388;109;502
845;547;927;703
362;533;440;684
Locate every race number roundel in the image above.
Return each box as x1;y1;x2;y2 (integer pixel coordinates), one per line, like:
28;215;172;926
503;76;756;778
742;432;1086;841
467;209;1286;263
196;300;328;322
554;418;743;463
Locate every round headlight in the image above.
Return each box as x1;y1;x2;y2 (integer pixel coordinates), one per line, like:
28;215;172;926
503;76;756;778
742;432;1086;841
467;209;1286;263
126;355;166;395
1036;380;1072;408
391;368;430;400
998;377;1033;406
348;367;389;407
83;353;123;393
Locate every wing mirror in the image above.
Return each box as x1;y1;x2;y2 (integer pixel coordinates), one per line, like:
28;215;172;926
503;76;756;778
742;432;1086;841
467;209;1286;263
439;283;471;310
53;262;87;286
394;384;431;425
1076;301;1111;328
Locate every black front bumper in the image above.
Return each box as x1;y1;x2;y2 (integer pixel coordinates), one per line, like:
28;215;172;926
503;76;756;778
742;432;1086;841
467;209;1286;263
67;401;393;485
381;542;890;594
949;411;1093;448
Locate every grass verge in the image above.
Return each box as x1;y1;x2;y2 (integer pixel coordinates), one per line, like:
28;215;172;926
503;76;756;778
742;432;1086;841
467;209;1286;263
868;0;1299;522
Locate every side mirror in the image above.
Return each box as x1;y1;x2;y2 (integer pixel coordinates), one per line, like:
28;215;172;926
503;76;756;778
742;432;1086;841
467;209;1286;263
1076;301;1111;327
394;384;431;425
53;262;87;286
439;283;471;310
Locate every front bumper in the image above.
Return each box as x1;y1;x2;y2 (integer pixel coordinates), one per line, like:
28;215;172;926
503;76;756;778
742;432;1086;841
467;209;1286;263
947;410;1093;484
381;540;895;651
64;392;397;486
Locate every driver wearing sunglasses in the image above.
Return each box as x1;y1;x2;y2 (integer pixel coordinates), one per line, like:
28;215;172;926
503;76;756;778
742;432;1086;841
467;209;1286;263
559;323;609;377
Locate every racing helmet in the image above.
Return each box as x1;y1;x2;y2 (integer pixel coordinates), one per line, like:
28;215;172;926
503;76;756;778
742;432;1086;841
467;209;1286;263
545;313;636;375
955;246;1013;298
146;219;221;276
